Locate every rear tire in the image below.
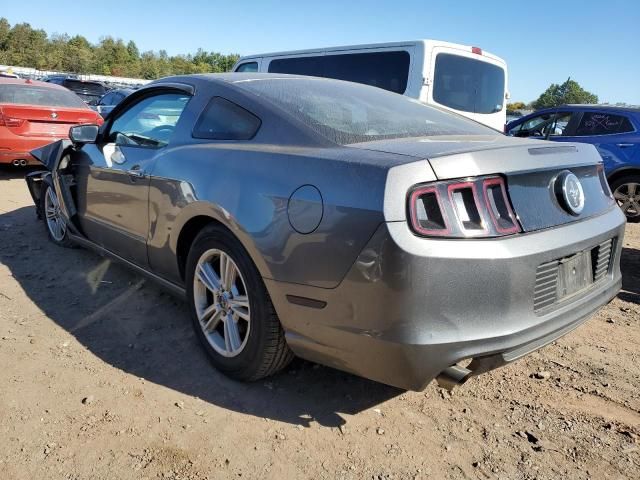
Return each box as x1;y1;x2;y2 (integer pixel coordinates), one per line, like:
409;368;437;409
610;175;640;223
41;180;75;248
185;224;293;381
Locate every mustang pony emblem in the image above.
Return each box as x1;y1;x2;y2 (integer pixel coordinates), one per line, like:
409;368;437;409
557;171;585;215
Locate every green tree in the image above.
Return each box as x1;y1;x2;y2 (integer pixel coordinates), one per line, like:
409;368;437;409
0;17;10;49
532;78;598;109
506;101;526;111
0;18;240;79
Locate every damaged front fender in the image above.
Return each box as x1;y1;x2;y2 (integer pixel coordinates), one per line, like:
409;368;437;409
26;140;83;236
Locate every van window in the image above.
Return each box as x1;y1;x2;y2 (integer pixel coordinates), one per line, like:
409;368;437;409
267;51;410;94
433;53;505;115
235;62;258;73
268;56;323;77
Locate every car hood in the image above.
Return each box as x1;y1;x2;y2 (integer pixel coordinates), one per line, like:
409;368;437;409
348;134;542;160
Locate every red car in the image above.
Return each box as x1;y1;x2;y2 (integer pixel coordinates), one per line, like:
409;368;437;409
0;78;103;166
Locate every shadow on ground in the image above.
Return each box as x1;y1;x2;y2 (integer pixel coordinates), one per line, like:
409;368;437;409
0;203;401;427
0;164;40;180
619;246;640;305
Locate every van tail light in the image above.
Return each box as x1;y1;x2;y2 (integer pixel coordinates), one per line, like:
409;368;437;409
0;108;25;127
471;46;483;55
408;176;521;238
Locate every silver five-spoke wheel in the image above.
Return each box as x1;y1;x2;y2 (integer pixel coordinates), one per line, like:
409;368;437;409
193;249;251;357
614;181;640;219
44;186;66;241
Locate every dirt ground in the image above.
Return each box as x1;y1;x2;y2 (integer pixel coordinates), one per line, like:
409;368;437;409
0;166;638;480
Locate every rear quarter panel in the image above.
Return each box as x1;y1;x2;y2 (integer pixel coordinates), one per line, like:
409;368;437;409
146;143;395;288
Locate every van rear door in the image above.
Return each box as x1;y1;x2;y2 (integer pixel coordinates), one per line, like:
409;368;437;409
427;45;506;130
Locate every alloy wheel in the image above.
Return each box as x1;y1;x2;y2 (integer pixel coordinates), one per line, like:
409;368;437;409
45;186;66;241
193;249;251;357
613;182;640;219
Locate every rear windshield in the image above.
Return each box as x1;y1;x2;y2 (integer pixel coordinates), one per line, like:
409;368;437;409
433;53;505;114
63;79;106;95
0;84;88;108
234;77;493;145
268;51;410;94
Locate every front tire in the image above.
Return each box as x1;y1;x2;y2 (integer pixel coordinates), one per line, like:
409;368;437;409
611;175;640;222
185;224;293;381
41;181;75;247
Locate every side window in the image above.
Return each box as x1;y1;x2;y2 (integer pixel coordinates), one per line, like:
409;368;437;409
547;112;573;137
268;51;411;94
575;112;635;136
511;113;554;137
109;92;190;148
192;97;261;140
268;56;324;76
99;93;115;106
235;62;258;72
323;51;410;94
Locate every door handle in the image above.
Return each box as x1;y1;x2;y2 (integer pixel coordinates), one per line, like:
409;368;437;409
617;143;634;148
126;165;145;178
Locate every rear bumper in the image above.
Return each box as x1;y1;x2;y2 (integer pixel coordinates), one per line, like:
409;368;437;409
0;132;62;164
266;206;626;390
0;150;39;165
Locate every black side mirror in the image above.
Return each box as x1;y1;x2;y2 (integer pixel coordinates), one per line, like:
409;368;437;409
69;124;99;144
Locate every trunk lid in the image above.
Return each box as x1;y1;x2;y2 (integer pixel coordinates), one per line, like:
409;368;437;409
367;135;615;232
0;105;98;137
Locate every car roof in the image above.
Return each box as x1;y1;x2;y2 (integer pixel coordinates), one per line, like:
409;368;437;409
536;104;640;113
562;104;640;113
0;77;67;90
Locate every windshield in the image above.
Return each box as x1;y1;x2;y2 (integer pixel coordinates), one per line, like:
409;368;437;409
433;53;505;115
234;77;494;145
0;84;88;108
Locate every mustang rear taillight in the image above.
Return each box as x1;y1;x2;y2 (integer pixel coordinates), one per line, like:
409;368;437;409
408;176;521;238
0;108;25;127
409;186;451;236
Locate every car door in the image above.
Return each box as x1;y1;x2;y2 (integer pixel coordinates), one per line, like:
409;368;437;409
557;110;639;173
74;89;191;267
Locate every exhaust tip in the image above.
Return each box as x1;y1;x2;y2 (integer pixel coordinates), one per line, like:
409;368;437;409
19;159;27;166
436;364;473;391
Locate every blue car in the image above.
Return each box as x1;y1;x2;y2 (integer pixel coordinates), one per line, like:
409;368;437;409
506;105;640;221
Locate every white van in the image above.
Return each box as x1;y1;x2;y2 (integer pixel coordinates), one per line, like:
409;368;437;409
233;40;509;130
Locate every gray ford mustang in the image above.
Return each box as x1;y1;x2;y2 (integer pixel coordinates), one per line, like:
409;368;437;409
25;73;625;391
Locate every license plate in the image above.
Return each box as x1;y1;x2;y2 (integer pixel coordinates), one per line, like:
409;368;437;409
556;251;593;300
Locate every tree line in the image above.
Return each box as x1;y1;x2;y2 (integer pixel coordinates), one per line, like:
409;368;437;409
0;18;239;79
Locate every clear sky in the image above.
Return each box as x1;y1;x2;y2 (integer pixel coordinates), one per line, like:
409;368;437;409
2;0;639;104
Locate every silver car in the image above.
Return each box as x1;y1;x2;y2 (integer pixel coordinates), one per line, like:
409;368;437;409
26;74;625;391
